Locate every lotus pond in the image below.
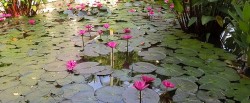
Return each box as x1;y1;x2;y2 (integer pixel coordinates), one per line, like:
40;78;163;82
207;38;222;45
0;1;250;103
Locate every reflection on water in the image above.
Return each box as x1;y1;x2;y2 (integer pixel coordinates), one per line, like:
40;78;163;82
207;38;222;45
84;51;142;69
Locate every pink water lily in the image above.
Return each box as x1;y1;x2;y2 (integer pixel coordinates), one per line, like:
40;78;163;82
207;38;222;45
133;80;149;91
76;3;86;11
103;23;110;29
124;28;131;34
107;41;117;48
146;6;152;12
162;80;175;88
129;9;136;13
66;60;77;71
97;3;103;9
164;0;169;3
0;18;5;22
5;14;12;18
122;34;133;40
29;19;36;25
78;30;86;36
170;3;174;9
97;30;104;35
142;75;155;83
85;24;93;30
148;10;154;16
157;8;162;12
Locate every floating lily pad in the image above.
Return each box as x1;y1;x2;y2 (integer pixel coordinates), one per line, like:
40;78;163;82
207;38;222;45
218;68;240;81
78;66;108;75
138;50;166;61
172;92;202;103
156;64;185;77
56;75;86;86
43;61;65;72
40;71;68;82
166;78;198;94
95;86;125;103
184;67;204;77
122;88;159;103
71;91;98;103
198;75;230;90
63;84;94;99
112;69;132;81
197;90;222;103
75;62;100;70
130;62;158;73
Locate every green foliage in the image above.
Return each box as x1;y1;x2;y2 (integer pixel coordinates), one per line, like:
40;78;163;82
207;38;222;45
0;0;47;17
228;1;250;65
162;0;233;43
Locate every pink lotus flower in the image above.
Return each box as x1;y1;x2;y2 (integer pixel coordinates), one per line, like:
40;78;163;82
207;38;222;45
170;3;174;9
103;23;110;29
0;18;5;22
97;30;103;35
29;19;36;25
85;24;93;30
97;3;103;9
129;9;136;13
162;80;175;88
148;10;154;16
68;7;73;10
124;28;131;34
67;3;71;7
78;30;86;36
133;80;149;91
142;75;155;83
66;60;77;71
157;8;162;12
164;0;169;3
146;6;152;12
107;41;117;48
5;14;11;18
122;34;133;40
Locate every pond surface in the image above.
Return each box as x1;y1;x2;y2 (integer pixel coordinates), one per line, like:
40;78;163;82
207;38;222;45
0;1;250;103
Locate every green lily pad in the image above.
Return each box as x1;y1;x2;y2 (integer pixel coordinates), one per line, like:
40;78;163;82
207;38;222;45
197;90;222;103
175;55;205;67
138;50;166;61
56;75;86;86
225;83;250;101
95;86;125;103
198;75;230;90
162;56;181;64
112;69;132;81
78;66;108;75
217;68;240;81
63;84;94;99
130;62;158;73
40;71;68;82
167;78;198;94
156;64;185;77
75;62;100;70
122;88;159;103
43;61;65;72
71;91;98;103
172;92;202;103
184;67;204;77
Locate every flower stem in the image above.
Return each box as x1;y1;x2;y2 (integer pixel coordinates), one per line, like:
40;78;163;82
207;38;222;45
81;35;84;50
140;91;142;103
111;48;114;68
126;39;129;60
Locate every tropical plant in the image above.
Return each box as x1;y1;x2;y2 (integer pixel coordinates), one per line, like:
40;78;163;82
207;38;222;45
0;0;47;17
228;0;250;72
159;0;232;44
